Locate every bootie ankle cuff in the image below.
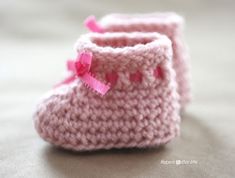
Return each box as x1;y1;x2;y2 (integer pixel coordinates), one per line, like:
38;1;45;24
101;13;183;37
34;32;180;151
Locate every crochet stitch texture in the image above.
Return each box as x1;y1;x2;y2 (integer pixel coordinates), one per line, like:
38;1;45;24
34;32;180;151
96;12;191;108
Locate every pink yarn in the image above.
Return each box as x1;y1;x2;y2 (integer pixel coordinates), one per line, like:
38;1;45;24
86;12;191;108
34;32;180;151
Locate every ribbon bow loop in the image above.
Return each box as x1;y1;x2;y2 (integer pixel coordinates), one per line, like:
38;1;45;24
64;51;110;96
84;16;104;33
74;52;92;76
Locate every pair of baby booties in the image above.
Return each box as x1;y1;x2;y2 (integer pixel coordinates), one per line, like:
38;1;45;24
34;12;191;151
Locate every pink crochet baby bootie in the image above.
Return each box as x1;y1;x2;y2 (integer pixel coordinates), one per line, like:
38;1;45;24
34;32;180;151
85;12;191;109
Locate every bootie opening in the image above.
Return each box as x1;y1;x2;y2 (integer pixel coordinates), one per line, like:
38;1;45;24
75;32;171;57
90;34;155;48
98;13;184;38
101;12;183;22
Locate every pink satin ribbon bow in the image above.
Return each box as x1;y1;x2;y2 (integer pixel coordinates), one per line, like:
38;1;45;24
59;52;110;96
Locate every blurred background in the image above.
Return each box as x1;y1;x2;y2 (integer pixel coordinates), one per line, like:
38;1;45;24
1;0;235;177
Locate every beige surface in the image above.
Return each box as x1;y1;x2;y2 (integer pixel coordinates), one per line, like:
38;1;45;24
1;0;235;177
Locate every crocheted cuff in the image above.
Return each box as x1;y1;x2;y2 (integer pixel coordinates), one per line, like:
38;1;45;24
99;12;184;38
74;32;175;91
